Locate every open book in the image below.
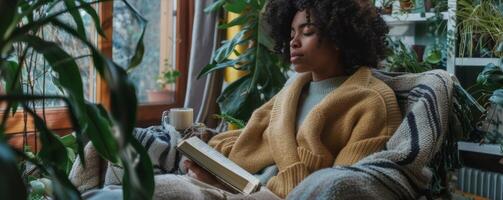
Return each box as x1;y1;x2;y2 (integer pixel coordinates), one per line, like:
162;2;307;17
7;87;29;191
176;137;261;194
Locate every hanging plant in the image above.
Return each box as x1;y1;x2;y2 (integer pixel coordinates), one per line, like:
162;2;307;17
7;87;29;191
198;0;289;123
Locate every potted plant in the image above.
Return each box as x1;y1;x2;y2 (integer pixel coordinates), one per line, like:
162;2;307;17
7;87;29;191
198;0;288;123
381;0;394;14
148;63;180;103
399;0;414;12
385;39;432;73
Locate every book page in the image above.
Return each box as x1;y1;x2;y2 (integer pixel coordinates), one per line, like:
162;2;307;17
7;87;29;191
177;137;260;194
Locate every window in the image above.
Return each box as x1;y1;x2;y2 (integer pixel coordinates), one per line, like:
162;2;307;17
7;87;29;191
4;1;193;147
112;0;177;104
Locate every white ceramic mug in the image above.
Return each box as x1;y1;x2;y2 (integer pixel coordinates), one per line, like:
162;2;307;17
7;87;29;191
162;108;193;131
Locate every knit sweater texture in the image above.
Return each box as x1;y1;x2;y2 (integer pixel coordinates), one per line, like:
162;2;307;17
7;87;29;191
296;76;347;130
208;67;402;198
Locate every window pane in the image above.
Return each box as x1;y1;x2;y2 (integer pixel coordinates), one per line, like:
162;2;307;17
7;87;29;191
1;2;97;109
113;0;177;104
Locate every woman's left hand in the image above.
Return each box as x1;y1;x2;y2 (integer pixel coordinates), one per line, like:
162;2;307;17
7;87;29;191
184;160;222;186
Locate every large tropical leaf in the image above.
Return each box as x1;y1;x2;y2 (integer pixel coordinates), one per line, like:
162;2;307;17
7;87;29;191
217;75;263;120
202;0;287;122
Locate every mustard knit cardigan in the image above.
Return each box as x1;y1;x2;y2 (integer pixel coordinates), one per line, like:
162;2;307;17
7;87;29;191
208;67;402;198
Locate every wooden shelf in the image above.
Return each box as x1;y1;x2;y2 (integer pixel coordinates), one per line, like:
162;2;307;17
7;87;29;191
455;57;501;67
383;12;448;25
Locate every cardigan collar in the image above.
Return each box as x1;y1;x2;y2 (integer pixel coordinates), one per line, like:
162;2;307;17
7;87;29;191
267;67;372;169
281;66;372;130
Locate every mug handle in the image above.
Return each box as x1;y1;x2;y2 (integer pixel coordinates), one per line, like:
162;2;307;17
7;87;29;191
162;110;170;130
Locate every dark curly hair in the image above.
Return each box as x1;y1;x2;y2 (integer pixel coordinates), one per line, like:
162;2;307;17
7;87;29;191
264;0;389;71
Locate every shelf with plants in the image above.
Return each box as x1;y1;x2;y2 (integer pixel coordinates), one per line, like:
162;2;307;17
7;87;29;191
455;57;502;67
382;11;449;25
447;0;503;73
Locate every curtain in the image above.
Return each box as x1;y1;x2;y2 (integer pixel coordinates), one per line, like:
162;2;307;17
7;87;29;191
183;0;223;128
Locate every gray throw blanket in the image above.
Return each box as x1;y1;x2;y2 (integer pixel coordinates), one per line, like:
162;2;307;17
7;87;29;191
287;69;454;200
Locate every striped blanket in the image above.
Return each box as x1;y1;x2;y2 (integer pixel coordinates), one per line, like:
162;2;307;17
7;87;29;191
287;69;454;200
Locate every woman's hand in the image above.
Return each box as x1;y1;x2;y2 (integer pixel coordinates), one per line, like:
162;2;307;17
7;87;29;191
184;160;223;187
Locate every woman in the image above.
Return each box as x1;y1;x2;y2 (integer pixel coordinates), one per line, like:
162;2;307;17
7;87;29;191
180;0;402;199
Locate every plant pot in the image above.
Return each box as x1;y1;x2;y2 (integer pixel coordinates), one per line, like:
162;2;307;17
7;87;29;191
400;0;413;12
412;44;426;62
147;89;175;104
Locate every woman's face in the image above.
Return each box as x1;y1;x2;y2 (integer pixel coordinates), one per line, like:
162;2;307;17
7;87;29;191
290;10;341;76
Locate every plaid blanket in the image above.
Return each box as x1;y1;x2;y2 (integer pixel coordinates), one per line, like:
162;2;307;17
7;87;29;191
287;69;454;200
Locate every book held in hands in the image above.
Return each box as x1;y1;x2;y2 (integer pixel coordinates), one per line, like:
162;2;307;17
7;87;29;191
176;136;261;194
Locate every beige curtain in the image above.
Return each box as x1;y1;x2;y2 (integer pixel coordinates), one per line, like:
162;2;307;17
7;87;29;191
183;0;223;128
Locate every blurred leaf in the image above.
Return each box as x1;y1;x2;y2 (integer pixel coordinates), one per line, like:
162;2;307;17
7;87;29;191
85;103;119;163
24;106;70;173
77;0;106;37
0;60;22;114
118;0;147;70
15;35;86;108
204;0;226;13
63;0;87;38
122;138;154;200
0;0;18;45
0;142;27;200
61;134;77;151
46;166;81;200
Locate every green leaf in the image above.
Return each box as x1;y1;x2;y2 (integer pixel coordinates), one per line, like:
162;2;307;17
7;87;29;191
122;139;154;200
0;142;27;200
119;0;148;70
63;0;87;38
0;60;22;114
61;134;77;151
204;0;226;13
218;13;250;29
46;166;81;200
198;48;253;79
16;35;86;108
0;0;18;44
77;0;106;37
214;114;245;129
85;103;119;163
217;75;262;121
213;29;248;62
23;105;70;173
224;0;248;13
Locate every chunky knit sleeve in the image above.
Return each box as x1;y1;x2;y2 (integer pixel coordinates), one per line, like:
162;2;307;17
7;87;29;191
208;129;241;157
334;86;402;166
207;96;277;173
